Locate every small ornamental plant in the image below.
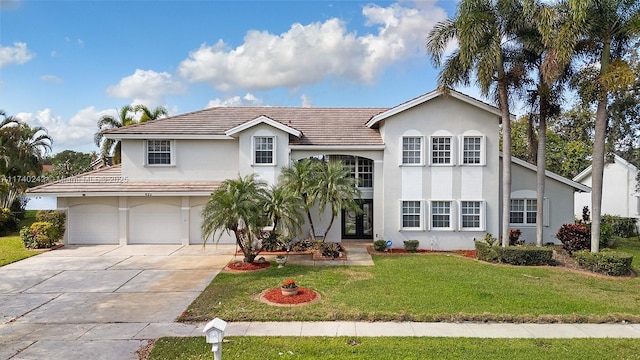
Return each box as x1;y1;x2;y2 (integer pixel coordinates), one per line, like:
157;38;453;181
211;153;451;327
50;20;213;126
282;279;297;289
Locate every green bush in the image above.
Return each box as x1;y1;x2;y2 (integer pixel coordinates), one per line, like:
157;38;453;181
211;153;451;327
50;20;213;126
572;249;634;276
475;241;499;263
36;210;66;242
403;240;419;253
497;246;553;266
373;240;387;252
556;223;590;254
602;215;638;238
20;221;56;249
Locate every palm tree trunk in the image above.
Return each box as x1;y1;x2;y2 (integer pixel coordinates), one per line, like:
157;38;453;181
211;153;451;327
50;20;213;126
323;214;336;242
536;84;548;247
306;209;317;241
498;78;512;248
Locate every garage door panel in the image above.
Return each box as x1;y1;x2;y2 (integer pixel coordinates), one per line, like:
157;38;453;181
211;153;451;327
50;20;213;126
68;204;119;245
130;204;181;244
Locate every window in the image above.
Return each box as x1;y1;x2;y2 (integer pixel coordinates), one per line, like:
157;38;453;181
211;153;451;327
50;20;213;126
461;201;482;229
401;201;421;229
463;136;482;164
331;156;373;188
402;137;422;165
510;199;537;224
147;140;172;165
431;201;452;229
431;137;452;164
254;136;274;165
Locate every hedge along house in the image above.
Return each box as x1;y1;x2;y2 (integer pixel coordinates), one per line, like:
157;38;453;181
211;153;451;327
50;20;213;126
28;89;589;250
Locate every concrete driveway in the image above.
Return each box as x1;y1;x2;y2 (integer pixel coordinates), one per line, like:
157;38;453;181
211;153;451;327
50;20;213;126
0;244;236;360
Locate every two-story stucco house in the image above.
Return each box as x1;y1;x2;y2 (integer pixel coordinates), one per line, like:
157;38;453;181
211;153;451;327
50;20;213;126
28;89;589;249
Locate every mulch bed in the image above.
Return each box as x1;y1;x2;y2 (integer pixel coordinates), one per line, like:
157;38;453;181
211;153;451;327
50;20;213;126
224;261;271;272
367;245;477;259
259;287;320;307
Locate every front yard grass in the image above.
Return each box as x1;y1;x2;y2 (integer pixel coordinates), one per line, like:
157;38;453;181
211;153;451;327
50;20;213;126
0;211;39;267
149;337;640;359
181;250;640;323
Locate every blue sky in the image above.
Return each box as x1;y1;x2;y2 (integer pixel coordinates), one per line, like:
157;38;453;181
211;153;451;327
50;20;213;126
0;0;488;154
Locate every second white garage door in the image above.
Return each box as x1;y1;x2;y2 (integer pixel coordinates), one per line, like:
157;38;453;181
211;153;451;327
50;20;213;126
129;198;181;244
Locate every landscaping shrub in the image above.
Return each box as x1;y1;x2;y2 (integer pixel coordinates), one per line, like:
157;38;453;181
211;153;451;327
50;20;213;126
572;249;634;276
556;223;590;254
497;246;553;266
36;210;66;243
373;239;387;252
602;215;638;238
475;241;499;263
403;240;419;253
20;221;56;249
320;242;343;258
508;229;523;246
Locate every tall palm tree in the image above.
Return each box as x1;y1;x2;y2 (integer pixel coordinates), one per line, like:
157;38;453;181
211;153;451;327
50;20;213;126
201;174;269;263
279;158;322;241
94;105;136;164
314;160;362;241
558;0;640;252
427;0;526;246
264;183;304;239
134;104;168;123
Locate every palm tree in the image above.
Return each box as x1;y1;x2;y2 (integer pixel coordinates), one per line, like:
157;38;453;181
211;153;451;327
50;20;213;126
427;0;526;246
314;160;362;240
94;105;136;164
201;174;269;263
134;104;168;123
553;0;640;252
264;183;304;239
279;158;322;241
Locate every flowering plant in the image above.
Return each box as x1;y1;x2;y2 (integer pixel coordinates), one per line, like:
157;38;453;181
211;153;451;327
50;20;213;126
282;278;297;289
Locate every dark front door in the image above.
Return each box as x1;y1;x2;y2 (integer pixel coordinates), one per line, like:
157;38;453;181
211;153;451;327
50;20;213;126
342;200;373;239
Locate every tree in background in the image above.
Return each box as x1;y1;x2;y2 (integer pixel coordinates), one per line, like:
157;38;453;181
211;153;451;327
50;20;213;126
46;150;96;179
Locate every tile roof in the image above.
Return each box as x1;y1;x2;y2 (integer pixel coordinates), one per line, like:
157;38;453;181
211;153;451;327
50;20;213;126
104;107;387;146
27;165;220;196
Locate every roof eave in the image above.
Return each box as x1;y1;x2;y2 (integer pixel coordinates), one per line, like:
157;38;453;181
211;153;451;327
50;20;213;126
225;115;302;137
504;154;592;193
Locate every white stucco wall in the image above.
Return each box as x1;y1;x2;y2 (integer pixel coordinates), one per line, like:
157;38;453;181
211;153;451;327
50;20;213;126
377;96;501;250
121;139;239;181
574;158;640;219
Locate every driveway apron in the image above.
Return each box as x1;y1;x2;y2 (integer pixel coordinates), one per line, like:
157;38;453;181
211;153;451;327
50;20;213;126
0;244;236;360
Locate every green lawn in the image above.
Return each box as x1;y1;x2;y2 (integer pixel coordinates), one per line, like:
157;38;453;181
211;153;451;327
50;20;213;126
0;211;39;267
612;235;640;269
181;245;640;323
149;337;640;359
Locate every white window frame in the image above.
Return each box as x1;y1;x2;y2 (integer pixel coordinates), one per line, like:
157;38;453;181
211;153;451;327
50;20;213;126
430;200;454;230
430;136;454;166
510;199;537;225
400;200;423;231
253;136;276;166
460;135;486;166
401;136;424;166
145;139;174;166
459;200;485;231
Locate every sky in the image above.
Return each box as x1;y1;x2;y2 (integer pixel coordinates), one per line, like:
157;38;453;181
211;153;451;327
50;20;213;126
0;0;488;155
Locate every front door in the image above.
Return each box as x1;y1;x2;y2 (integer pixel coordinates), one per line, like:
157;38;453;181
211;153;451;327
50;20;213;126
342;200;373;239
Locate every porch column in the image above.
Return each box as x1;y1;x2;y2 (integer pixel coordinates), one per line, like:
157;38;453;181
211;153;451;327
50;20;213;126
57;198;69;245
373;159;384;240
118;197;128;245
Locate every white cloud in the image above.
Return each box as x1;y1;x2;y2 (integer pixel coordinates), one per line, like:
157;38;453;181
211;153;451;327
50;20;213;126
206;93;263;108
178;1;446;91
15;107;114;153
106;69;186;108
0;42;34;68
41;74;63;83
300;94;313;107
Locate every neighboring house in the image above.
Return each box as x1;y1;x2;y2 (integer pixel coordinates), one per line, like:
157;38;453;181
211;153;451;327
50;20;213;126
28;89;589;249
574;154;640;220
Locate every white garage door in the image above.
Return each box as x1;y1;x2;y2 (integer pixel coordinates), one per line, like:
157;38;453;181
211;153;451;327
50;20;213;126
68;204;119;244
129;203;181;244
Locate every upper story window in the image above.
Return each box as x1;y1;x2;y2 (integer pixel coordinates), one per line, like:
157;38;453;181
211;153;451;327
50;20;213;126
510;199;536;224
147;140;172;165
330;155;373;188
462;136;482;164
431;200;452;229
254;136;275;165
401;200;422;229
402;136;422;165
431;136;452;165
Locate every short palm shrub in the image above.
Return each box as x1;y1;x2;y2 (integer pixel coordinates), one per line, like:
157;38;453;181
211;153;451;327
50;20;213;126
320;242;343;258
572;249;634;276
373;239;387;252
403;240;419;253
556;223;590;254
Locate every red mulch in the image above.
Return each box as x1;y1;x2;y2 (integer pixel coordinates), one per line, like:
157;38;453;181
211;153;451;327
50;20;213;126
261;287;318;305
225;261;271;272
